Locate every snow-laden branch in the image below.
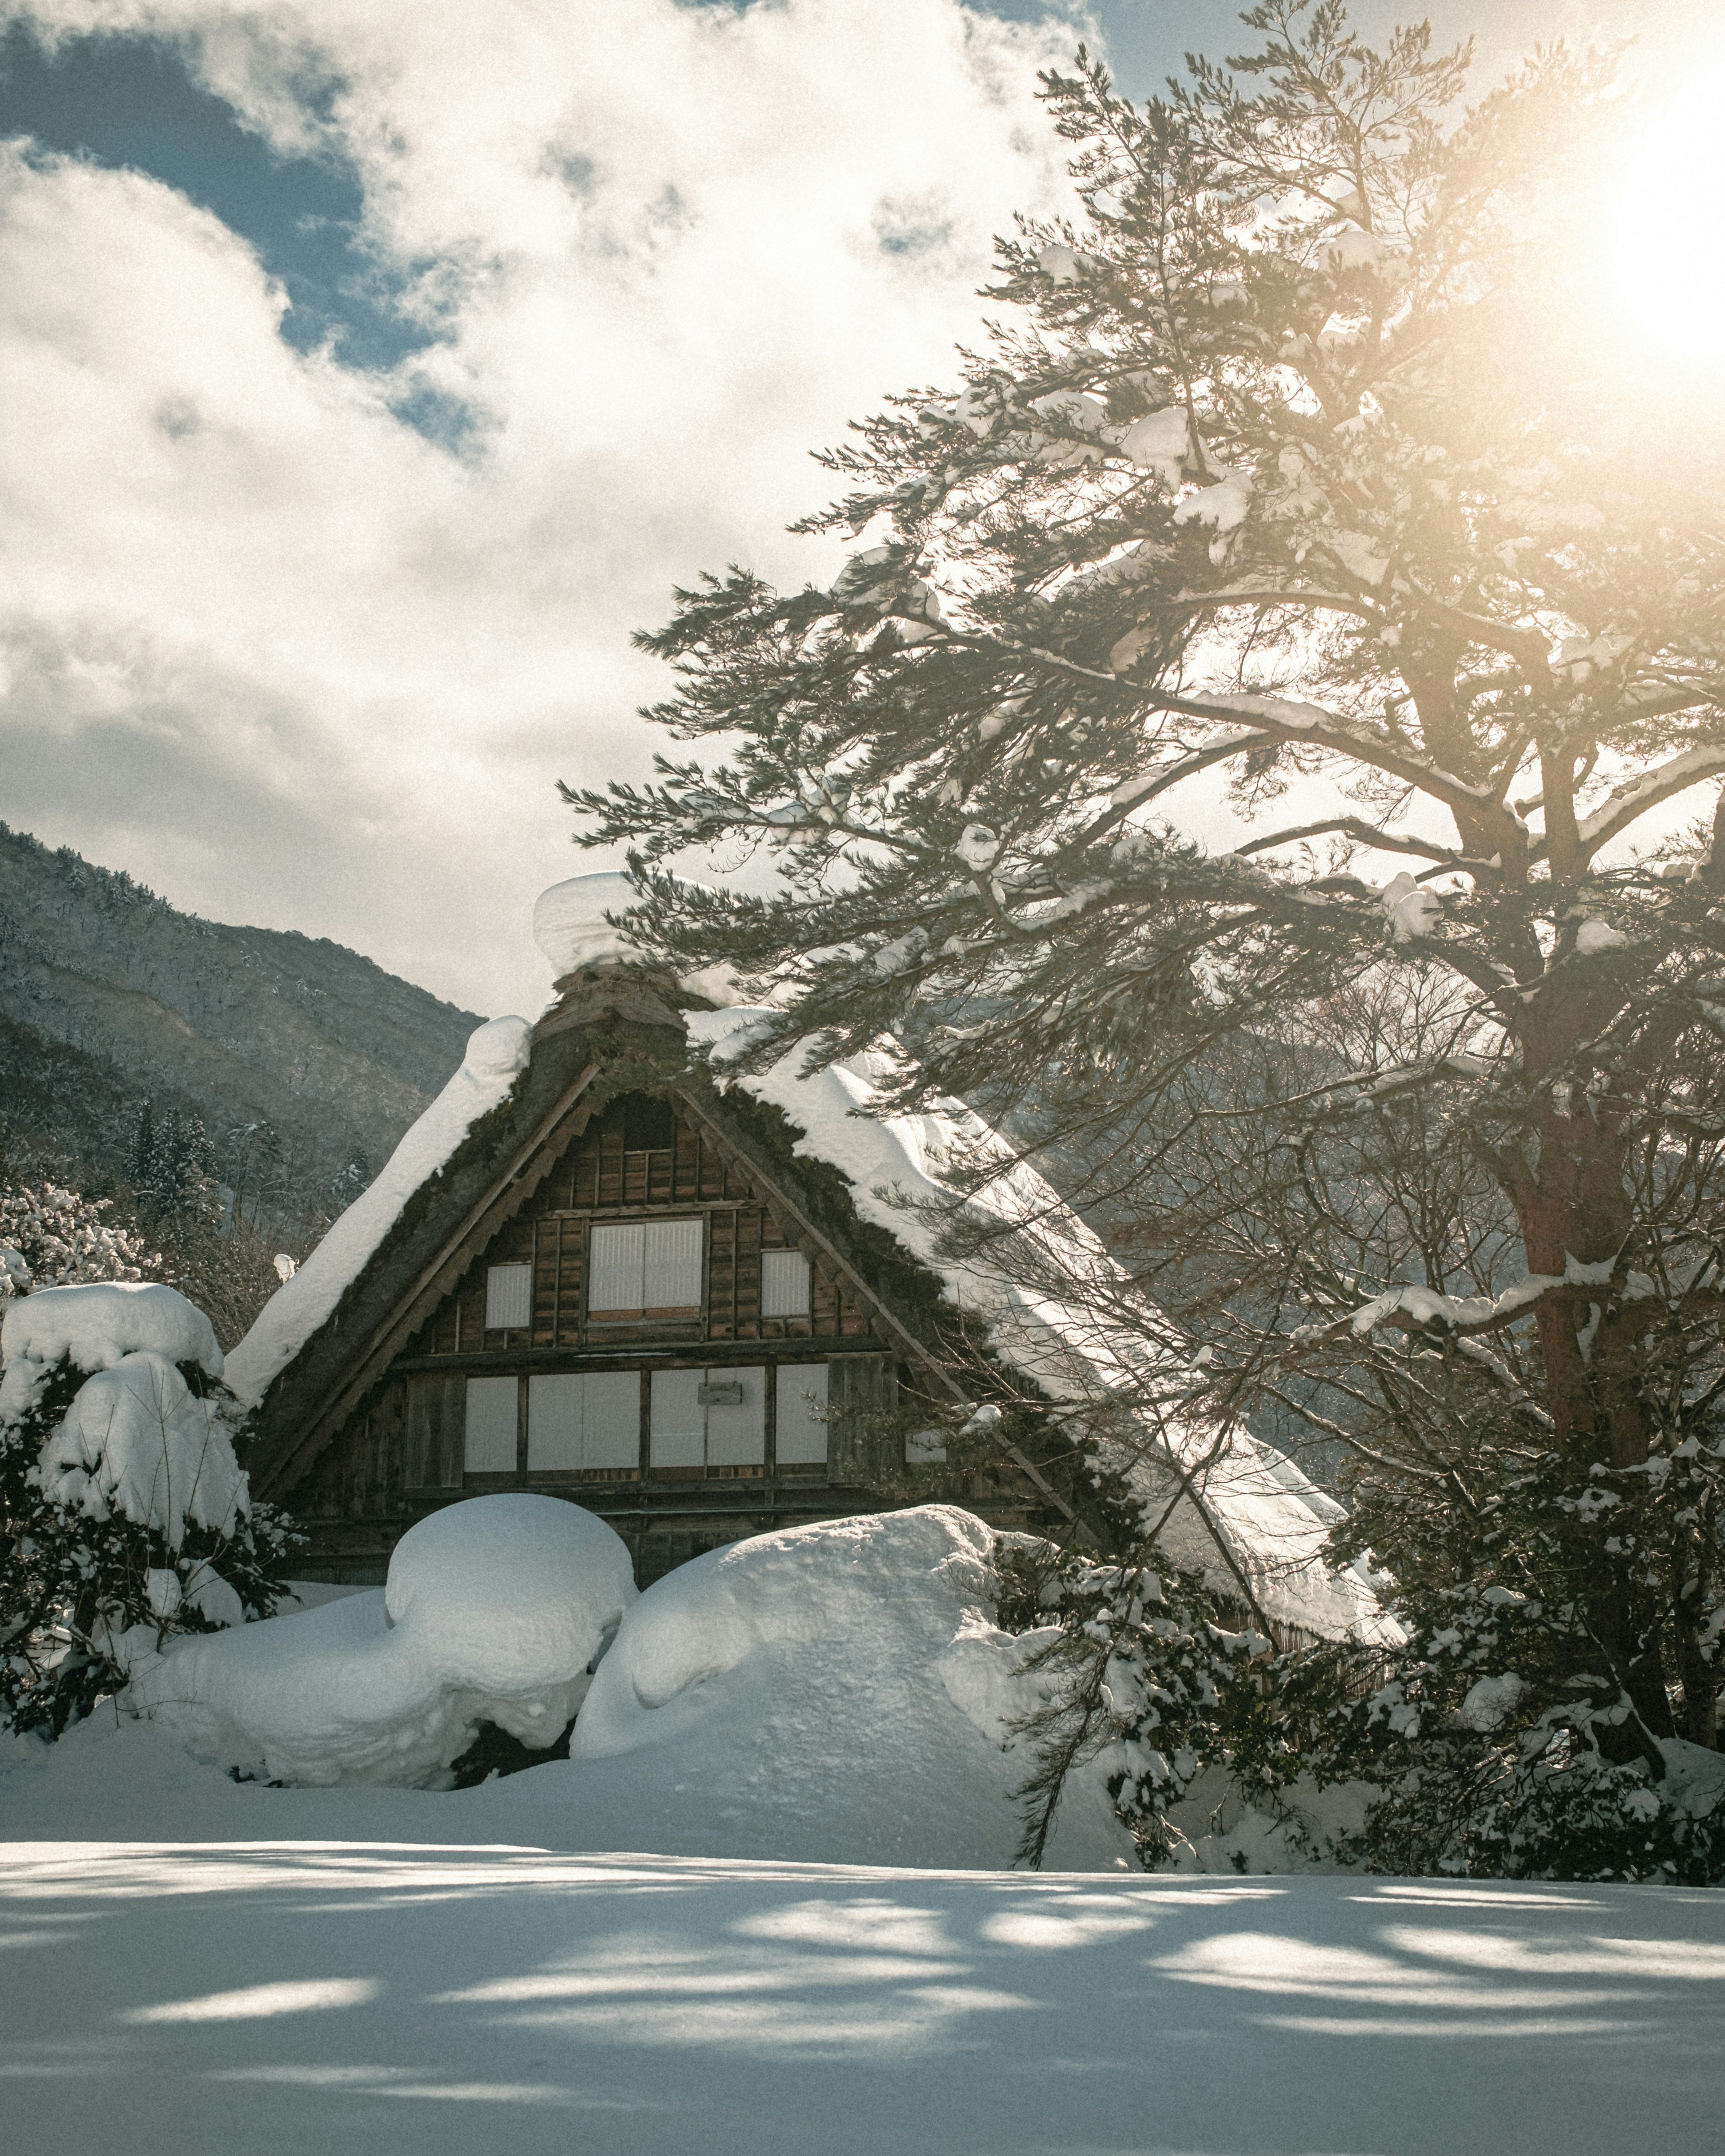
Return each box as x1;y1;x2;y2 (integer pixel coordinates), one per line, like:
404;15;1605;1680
898;615;1515;836
1315;1050;1500;1110
1575;745;1725;861
1181;692;1506;826
1289;1272;1565;1352
1234;816;1471;868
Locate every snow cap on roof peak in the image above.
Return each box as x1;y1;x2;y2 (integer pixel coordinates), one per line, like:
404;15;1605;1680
533;872;643;977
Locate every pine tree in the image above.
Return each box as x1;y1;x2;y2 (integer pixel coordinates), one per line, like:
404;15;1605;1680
571;1;1725;1846
329;1148;372;1213
129;1100;155;1196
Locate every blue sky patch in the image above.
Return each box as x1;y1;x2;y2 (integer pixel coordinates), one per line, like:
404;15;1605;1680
0;21;431;373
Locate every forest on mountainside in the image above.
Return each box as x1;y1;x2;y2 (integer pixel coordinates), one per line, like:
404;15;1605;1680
0;822;479;1227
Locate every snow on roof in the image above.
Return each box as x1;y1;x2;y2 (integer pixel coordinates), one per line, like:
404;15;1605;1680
985;1282;1397;1643
533;871;643;977
692;1010;1395;1644
224;1015;532;1409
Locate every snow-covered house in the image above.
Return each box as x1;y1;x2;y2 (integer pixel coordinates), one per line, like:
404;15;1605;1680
229;877;1389;1643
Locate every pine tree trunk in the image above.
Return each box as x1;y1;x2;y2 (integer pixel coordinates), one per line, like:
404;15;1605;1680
1512;1092;1675;1746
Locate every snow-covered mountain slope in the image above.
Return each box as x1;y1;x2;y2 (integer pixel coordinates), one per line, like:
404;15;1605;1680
0;824;479;1210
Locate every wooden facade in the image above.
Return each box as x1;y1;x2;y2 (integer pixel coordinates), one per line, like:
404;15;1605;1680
271;1070;1024;1585
245;962;1083;1588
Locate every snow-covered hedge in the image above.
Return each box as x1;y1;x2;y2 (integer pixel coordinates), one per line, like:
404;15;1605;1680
0;1280;291;1736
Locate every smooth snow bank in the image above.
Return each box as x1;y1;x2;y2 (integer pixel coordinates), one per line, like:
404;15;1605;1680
566;1505;1128;1870
2;1841;1721;2156
0;1281;221;1419
117;1500;1124;1866
35;1353;248;1543
224;1015;531;1407
691;1010;1389;1645
532;870;642;975
129;1496;635;1787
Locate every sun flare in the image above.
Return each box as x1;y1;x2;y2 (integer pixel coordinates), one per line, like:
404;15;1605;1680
1612;74;1725;361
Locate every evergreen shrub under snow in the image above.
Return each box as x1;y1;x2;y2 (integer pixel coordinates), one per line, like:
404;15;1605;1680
1000;1535;1725;1884
0;1280;293;1736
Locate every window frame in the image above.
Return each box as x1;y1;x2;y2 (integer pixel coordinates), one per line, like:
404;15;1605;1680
484;1262;534;1332
586;1216;705;1321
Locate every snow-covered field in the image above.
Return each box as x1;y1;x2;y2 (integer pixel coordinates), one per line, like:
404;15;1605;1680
4;1833;1723;2156
2;1395;1721;2152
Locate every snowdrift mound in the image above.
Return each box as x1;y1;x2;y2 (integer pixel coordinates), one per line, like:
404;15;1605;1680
550;1505;1130;1869
130;1495;636;1787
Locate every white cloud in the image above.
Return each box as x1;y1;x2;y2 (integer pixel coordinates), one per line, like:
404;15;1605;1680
0;0;1082;1013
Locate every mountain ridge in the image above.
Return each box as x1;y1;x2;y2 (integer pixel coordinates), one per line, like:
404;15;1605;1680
0;824;483;1218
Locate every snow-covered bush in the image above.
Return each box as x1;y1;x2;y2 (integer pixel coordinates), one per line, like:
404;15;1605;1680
996;1542;1279;1866
0;1180;159;1298
130;1493;635;1787
0;1281;293;1736
1009;1466;1725;1883
0;1157;283;1352
1280;1576;1725;1885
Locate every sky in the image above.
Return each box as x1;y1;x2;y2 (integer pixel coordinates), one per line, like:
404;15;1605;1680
0;0;1716;1018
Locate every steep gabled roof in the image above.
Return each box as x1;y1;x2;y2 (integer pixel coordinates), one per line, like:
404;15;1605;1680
228;980;1006;1509
695;1006;1397;1644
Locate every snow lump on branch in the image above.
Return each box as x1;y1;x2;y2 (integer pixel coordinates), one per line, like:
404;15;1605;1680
34;1352;247;1546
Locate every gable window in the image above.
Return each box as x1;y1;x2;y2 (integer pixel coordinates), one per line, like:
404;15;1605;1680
485;1263;533;1331
588;1219;703;1317
760;1249;811;1319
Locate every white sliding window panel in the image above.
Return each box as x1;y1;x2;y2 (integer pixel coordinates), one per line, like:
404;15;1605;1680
643;1219;703;1310
760;1250;811;1318
774;1363;829;1466
650;1368;705;1468
528;1372;640;1471
464;1376;518;1472
583;1371;642;1471
485;1263;533;1331
526;1374;582;1471
704;1368;765;1467
588;1223;645;1314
